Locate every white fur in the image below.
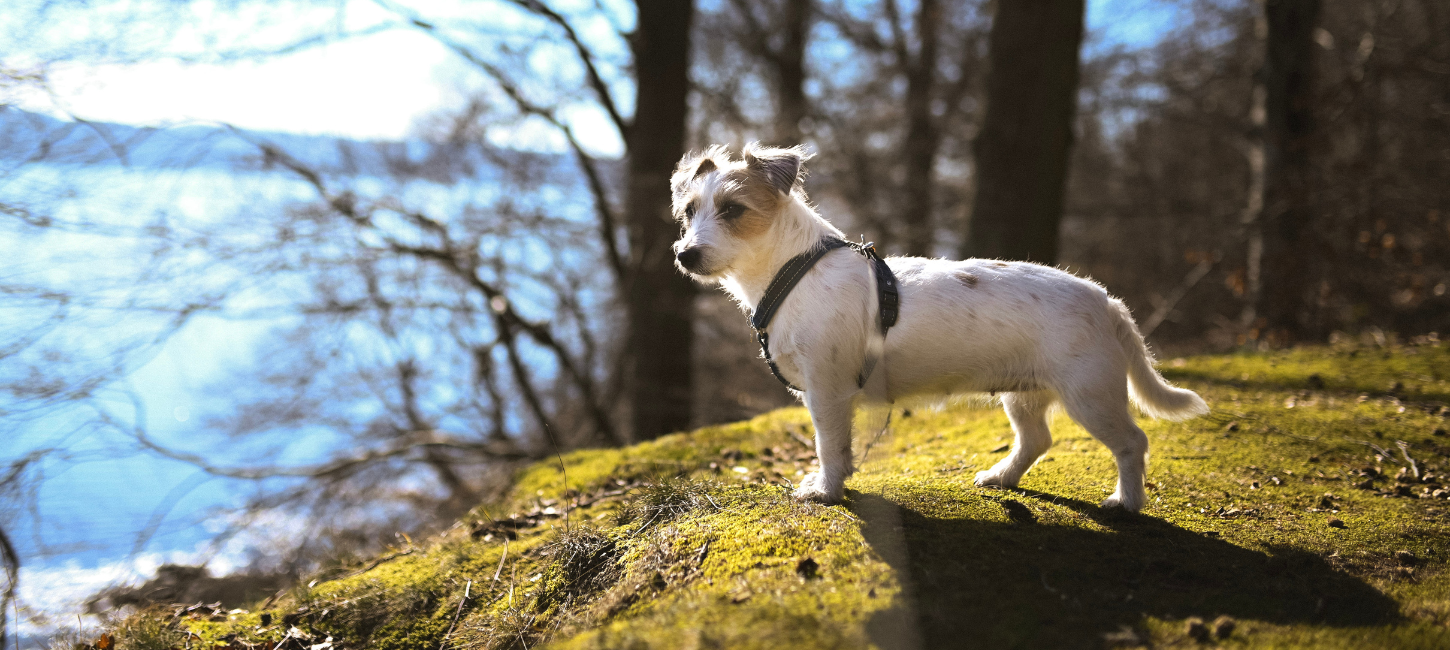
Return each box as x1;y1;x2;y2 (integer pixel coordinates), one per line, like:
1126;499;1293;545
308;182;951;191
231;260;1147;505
671;145;1208;512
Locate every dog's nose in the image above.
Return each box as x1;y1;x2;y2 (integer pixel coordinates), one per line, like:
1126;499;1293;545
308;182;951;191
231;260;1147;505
676;247;704;272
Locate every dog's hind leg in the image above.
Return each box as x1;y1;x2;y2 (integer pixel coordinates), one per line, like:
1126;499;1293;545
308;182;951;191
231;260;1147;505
1058;384;1150;512
975;391;1055;489
794;390;855;504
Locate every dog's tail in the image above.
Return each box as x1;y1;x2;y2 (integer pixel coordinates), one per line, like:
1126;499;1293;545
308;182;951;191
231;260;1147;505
1110;298;1209;421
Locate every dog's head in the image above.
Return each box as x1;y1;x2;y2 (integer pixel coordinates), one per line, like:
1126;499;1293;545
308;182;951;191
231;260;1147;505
670;143;811;279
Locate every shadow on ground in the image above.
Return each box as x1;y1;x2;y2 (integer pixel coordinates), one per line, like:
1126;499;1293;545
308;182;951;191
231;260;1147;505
850;490;1400;649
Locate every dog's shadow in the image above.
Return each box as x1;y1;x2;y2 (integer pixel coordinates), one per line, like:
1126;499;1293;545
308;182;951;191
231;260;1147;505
847;489;1399;649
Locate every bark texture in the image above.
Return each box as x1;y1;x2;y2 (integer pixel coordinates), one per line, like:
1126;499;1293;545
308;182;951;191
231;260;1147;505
627;0;697;440
774;0;810;144
1255;0;1323;342
900;0;941;257
963;0;1085;264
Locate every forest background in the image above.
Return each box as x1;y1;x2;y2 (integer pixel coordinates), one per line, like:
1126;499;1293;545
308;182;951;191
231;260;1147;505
1;0;1446;643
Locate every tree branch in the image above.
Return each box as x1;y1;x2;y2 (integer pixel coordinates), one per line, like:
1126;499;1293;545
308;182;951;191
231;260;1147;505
506;0;631;137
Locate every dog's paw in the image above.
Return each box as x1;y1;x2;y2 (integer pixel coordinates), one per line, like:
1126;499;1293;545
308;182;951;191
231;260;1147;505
792;472;842;504
974;467;1016;488
1100;492;1144;513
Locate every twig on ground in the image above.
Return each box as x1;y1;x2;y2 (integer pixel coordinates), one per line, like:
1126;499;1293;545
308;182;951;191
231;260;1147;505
439;578;472;650
1397;441;1421;480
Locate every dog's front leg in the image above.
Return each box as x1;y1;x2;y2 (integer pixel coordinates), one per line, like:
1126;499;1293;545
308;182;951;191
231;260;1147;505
794;390;854;504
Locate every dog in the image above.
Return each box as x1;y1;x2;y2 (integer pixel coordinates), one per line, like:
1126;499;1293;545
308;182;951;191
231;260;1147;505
670;143;1208;512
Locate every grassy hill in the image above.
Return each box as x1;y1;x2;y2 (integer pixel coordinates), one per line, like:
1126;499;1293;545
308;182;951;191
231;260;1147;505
100;341;1450;649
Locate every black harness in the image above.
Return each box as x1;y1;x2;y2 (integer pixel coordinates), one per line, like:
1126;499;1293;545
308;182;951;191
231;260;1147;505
750;236;900;392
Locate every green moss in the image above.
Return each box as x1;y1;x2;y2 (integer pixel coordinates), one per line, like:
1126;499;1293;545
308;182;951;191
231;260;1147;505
1162;340;1450;403
110;607;190;650
111;342;1450;649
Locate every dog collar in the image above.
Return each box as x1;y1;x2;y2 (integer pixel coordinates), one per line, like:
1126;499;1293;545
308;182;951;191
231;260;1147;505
750;236;900;392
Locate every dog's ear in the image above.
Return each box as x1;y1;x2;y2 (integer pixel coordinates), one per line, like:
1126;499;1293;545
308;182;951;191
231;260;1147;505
743;143;811;196
671;146;727;197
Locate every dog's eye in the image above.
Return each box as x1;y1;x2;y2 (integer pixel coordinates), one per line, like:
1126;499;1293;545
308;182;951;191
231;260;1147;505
719;203;744;220
684;203;696;219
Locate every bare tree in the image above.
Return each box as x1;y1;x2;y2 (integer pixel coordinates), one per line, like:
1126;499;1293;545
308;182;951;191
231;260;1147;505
624;0;699;440
964;0;1086;264
1255;0;1323;342
809;0;989;255
391;0;699;440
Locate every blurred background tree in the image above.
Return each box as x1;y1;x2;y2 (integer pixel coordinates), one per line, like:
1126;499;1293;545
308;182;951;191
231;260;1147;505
1;0;1447;639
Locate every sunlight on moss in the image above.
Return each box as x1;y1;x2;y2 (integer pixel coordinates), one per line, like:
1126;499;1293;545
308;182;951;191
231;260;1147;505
98;342;1450;649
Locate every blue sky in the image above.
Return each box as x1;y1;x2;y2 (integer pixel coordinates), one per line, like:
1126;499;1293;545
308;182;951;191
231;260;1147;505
5;0;1186;142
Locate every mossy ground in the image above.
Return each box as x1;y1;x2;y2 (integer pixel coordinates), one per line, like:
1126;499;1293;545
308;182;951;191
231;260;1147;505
98;342;1450;649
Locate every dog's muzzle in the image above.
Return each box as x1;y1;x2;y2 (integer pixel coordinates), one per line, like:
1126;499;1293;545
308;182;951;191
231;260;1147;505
676;247;706;273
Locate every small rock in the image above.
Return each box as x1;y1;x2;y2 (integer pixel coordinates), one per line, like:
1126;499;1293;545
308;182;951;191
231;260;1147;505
1102;625;1142;647
1250;481;1261;490
1225;421;1240;432
1184;616;1210;641
1318;493;1337;508
1328;518;1347;529
1308;455;1320;463
1396;550;1417;566
1433;489;1449;499
1212;615;1237;639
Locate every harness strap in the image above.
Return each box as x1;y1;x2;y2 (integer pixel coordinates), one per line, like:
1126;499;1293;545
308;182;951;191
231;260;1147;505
750;236;901;392
750;238;851;331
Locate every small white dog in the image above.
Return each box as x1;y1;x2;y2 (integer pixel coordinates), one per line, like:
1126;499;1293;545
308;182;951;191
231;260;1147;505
670;143;1208;512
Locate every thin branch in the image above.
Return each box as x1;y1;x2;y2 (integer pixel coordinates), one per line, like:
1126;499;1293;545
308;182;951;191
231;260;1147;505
559;125;627;281
505;0;630;137
363;20;627;280
388;242;622;446
1;525;17;650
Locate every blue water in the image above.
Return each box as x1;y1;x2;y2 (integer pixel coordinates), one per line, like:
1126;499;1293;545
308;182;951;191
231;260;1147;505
0;121;604;636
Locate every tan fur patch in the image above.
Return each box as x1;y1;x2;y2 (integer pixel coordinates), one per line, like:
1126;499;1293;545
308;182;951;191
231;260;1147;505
954;271;979;288
714;167;784;239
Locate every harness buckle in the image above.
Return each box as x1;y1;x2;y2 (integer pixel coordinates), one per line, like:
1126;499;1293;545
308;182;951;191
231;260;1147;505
856;239;881;260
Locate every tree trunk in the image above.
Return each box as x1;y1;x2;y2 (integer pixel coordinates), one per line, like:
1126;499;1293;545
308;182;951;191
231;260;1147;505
626;0;696;440
962;0;1085;264
900;0;941;257
773;0;810;145
1255;0;1322;343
